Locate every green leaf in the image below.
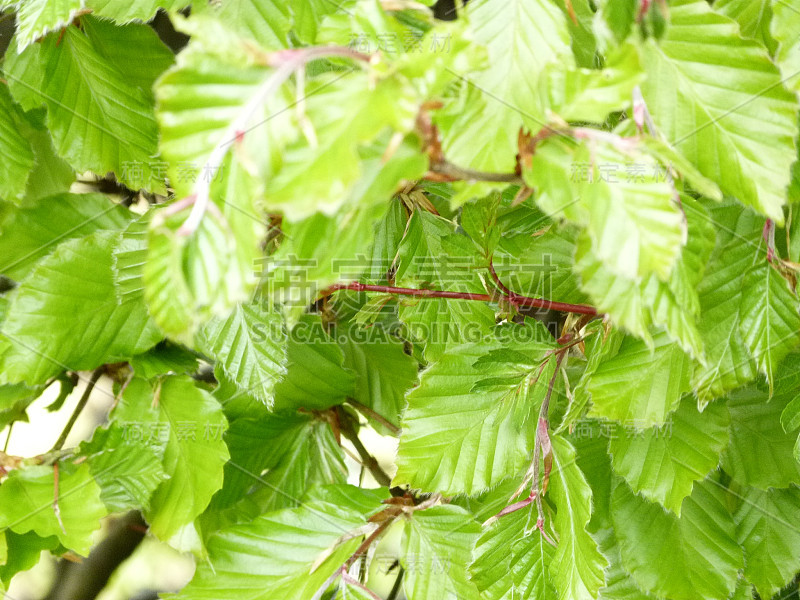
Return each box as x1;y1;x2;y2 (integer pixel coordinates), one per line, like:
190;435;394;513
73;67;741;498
439;0;572;171
733;485;800;599
540;43;643;124
594;526;655;600
471;506;557;600
559;324;623;433
640;0;798;222
738;263;800;392
193;0;290;49
80;15;176;92
291;0;340;43
197;302;288;407
0;230;161;385
402;505;482;600
0;85;34;202
511;529;558;600
595;0;636;45
572;219;711;360
80;424;168;513
14;0;82;50
264;74;419;220
549;435;608;600
493;221;590;307
714;0;775;50
586;331;691;429
18;17;173;189
129;343;199;380
0;192;130;280
203;411;346;528
0;383;43;430
88;0;190;23
144;205;256;343
338;324;418;435
692;228;758;404
173;485;385;599
611;479;744;600
112;214;149;302
780;360;800;433
394;324;554;495
272;316;356;411
154;35;294;201
266;197;395;314
526;140;686;282
15;111;75;201
771;0;800;92
608;396;730;514
560;0;596;68
0;530;59;587
0;463;107;556
113;377;229;545
721;385;800;489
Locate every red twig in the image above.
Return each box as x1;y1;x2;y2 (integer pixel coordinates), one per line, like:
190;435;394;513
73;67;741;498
323;282;598;316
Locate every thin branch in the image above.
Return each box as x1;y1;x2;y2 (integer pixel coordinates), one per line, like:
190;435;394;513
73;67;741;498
50;367;104;452
341;572;383;600
426;159;525;185
387;566;405;600
335;407;393;487
310;514;397;600
323;282;599;316
43;511;147;600
344;517;395;571
488;260;515;297
346;399;401;436
4;422;12;453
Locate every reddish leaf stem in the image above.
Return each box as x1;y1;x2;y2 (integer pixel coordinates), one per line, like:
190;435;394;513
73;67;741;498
425;159;525;185
530;352;564;543
323;282;598;316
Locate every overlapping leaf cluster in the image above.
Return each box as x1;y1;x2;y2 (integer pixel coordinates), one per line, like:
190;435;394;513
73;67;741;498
0;0;800;598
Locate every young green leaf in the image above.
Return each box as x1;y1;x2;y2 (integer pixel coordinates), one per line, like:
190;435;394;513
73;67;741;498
16;17;173;190
439;0;572;172
14;0;82;50
0;193;130;280
0;85;34;202
733;485;800;599
722;385;800;489
0;230;161;385
80;424;168;513
402;505;482;600
172;485;386;599
586;331;691;429
197;302;288;407
395;324;554;494
0;463;107;556
738;263;800;392
608;396;729;515
113;377;229;546
611;479;743;600
640;0;798;222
